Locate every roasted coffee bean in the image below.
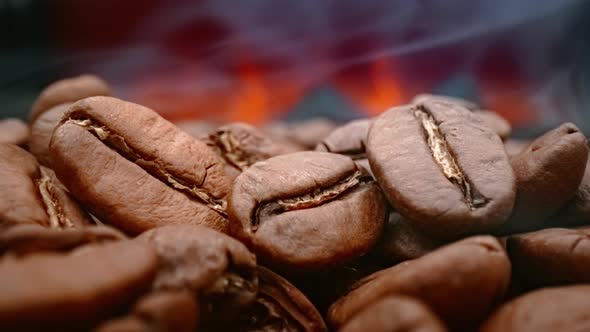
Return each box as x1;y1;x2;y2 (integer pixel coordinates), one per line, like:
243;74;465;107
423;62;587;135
339;296;447;332
50;97;231;234
502;123;588;233
95;291;198;332
412;94;511;139
285;118;338;149
176;120;220;139
29;74;111;123
229;151;386;271
0;118;29;146
205;122;299;175
480;285;590;332
315;119;371;159
553;154;590;225
136;225;257;328
367;102;516;238
232;266;327;332
328;236;510;331
507;227;590;287
0;144;91;228
374;212;441;263
29;103;71;167
0;223;126;256
0;240;158;331
504;139;530;158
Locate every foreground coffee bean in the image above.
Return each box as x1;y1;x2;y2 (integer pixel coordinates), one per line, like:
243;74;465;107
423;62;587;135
136;225;257;328
480;285;590;332
232;266;327;332
50;97;231;234
229;151;386;271
503;123;588;233
507;227;590;287
0;241;158;331
0;144;91;228
367;102;516;238
29;74;111;123
328;236;510;331
95;290;198;332
29;104;71;167
0;118;29;146
339;296;447;332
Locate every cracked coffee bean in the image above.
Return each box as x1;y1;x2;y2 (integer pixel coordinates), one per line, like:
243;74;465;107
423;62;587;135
0;144;91;229
339;296;447;332
205;122;299;180
228;151;387;271
502;123;588;233
0;240;158;331
232;266;327;332
328;236;510;331
50;97;231;234
507;227;590;288
0;223;126;256
95;290;199;332
29;74;111;123
0;118;29;146
480;285;590;332
136;225;258;329
367;101;516;238
29;103;71;167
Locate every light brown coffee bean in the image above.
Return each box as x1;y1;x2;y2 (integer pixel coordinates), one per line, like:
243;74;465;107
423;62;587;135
0;118;29;146
29;103;71;167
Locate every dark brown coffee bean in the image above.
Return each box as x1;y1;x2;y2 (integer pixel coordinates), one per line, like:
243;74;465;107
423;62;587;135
136;225;257;328
480;285;590;332
94;318;147;332
29;74;111;123
315;119;371;159
229;151;386;271
205;122;299;174
503;123;588;233
0;118;29;146
50;97;231;234
374;212;441;263
0;240;158;331
0;144;91;228
339;296;447;332
328;236;510;331
507;227;590;287
0;223;126;256
29;103;71;167
367;102;516;238
286;118;339;149
553;154;590;225
233;266;327;332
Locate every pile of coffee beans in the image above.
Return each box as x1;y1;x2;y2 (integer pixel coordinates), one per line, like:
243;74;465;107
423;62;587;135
1;75;589;332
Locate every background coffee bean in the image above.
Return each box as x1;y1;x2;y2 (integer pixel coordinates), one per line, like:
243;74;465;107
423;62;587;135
0;119;29;146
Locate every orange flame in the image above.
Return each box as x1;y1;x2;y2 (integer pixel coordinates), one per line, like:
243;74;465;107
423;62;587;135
334;58;405;116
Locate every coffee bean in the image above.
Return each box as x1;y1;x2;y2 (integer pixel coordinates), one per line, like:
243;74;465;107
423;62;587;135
504;139;530;158
29;104;71;167
0;144;91;228
232;266;327;332
339;296;447;332
552;154;590;225
412;94;480;111
29;74;111;123
0;223;126;256
136;225;257;328
228;151;386;271
315;118;371;159
507;227;590;287
367;101;516;238
480;285;590;332
0;118;29;146
0;240;158;331
328;236;510;331
49;97;231;234
503;123;588;233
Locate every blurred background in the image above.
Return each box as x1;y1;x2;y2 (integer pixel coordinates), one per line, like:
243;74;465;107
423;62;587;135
1;0;589;136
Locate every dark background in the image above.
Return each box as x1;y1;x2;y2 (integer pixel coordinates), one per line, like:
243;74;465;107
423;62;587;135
1;0;589;137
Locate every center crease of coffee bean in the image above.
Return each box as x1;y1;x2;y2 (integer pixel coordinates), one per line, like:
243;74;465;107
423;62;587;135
37;169;73;229
413;106;489;209
251;170;368;231
209;131;251;171
67;118;227;216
